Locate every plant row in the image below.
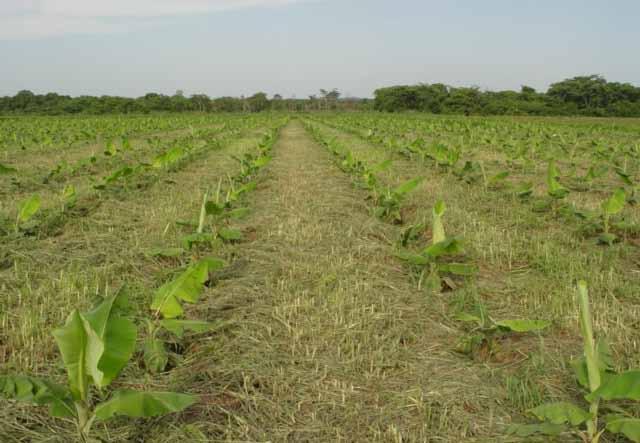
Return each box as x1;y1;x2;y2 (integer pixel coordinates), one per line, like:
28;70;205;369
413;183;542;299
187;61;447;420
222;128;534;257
0;114;232;153
0;120;286;441
309;115;639;247
302;119;640;442
1;117;275;239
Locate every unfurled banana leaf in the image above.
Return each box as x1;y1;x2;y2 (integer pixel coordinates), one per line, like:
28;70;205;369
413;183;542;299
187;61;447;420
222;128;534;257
18;194;41;224
94;390;197;420
528;402;592;426
0;375;75;418
150;257;224;319
52;291;137;400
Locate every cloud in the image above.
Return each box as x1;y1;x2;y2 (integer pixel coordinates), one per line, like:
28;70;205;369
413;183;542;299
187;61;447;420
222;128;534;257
0;0;304;40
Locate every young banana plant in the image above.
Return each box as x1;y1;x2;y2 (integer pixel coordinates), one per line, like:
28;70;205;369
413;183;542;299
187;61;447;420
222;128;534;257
396;200;476;291
361;159;392;191
508;282;640;442
93;165;143;190
15;194;41;233
103;139;118;157
62;185;77;212
485;170;510;190
153;146;185;169
547;161;570;201
599;188;626;245
513;182;534;199
453;160;483;184
145;256;225;373
1;290;197;442
182;183;251;250
455;304;549;359
373;177;423;223
572;189;626;245
424;142;460;169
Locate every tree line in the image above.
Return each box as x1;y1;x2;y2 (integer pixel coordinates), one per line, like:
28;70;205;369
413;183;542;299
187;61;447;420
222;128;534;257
2;76;640;117
0;89;368;115
373;75;640;117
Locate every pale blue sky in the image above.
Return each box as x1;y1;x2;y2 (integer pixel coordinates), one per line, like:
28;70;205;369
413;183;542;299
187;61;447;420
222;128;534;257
1;0;638;98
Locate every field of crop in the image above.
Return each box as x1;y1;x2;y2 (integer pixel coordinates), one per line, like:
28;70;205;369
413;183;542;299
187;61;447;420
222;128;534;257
1;113;640;442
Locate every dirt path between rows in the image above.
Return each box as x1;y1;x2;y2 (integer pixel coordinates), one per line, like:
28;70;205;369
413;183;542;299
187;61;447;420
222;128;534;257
207;120;507;442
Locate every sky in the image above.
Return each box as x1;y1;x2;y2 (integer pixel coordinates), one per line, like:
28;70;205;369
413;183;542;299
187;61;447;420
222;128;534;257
1;0;639;98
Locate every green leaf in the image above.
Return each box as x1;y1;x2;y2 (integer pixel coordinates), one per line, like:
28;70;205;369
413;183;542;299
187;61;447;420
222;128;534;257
399;222;425;247
0;163;17;174
227;208;250;220
0;375;75;418
94;390;197;420
104;166;134;184
181;233;215;250
98;316;137;387
62;185;77;207
455;312;482;324
488;171;509;185
598;232;618;245
546;162;568;198
571;338;613;389
437;262;477;276
423;237;463;258
495;319;550;332
548;161;561;179
199;256;225;272
396;252;433;266
529;402;591;426
229;182;257;201
393;177;423;197
51;310;88;400
615;168;634;186
218;228;242;242
586;371;640;402
577;281;603;394
148;247;185;258
601;188;626;216
515;182;533;198
153;147;184;168
606;416;640;442
548;178;569;199
104;141;117;156
585;164;608;181
150;258;224;319
506;422;567;437
205;202;225;216
432;200;446;244
18;194;41;223
52;292;137;399
160;319;225;339
143;338;168;374
395;250;431;266
371;159;392;173
253;155;271;168
455;332;485;354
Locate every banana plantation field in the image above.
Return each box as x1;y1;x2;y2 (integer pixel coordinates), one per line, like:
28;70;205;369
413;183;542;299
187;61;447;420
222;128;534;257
1;113;640;442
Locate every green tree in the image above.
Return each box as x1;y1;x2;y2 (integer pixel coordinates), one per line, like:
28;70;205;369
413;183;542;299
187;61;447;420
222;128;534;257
247;92;270;112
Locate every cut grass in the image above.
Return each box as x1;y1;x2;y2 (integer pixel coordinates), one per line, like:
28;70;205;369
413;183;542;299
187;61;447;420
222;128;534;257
0;128;273;366
2;114;639;442
180;120;515;441
305;117;640;440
